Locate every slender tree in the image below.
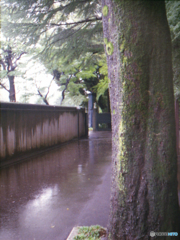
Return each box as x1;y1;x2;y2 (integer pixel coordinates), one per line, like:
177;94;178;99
102;0;180;239
0;45;26;102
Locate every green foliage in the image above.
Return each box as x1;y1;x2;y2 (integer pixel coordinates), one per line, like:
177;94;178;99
76;69;96;80
1;0;111;108
0;70;8;79
1;0;103;65
104;38;108;44
2;0;180;107
44;49;109;107
93;56;108;101
6;70;22;77
73;225;106;240
166;1;180;42
94;76;109;101
166;1;180;99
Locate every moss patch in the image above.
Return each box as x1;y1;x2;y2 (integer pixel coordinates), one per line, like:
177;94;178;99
104;37;108;44
106;42;114;55
102;5;108;17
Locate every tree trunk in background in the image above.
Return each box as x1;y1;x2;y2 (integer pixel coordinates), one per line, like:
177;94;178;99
8;75;16;102
102;0;180;239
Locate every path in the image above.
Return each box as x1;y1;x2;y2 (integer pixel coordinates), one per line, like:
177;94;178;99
0;131;112;240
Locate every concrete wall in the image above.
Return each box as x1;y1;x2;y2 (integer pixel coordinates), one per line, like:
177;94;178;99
0;102;88;160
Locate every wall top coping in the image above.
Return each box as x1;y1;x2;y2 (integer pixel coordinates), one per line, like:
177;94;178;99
0;102;85;112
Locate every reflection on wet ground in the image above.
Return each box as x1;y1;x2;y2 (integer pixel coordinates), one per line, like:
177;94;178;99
0;131;180;240
0;131;112;240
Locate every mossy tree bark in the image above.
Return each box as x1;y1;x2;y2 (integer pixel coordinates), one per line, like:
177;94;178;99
102;0;180;239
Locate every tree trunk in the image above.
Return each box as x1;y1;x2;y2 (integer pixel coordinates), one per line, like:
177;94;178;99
8;75;16;102
102;0;180;239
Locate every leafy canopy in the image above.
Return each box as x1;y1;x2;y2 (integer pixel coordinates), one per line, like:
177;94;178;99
1;0;110;107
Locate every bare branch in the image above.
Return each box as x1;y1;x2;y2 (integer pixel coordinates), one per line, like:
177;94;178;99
13;52;27;69
45;77;54;99
16;52;27;62
35;77;54;106
0;83;10;92
37;89;49;105
0;59;6;70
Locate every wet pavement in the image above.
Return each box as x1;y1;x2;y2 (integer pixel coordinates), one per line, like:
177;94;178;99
0;131;112;240
1;131;180;240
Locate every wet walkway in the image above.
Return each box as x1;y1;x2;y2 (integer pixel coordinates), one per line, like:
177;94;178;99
0;131;112;240
1;131;180;240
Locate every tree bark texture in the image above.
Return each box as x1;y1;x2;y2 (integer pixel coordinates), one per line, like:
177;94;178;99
102;0;180;239
8;75;16;102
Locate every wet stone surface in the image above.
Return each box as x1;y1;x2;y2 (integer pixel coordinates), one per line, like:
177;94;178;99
1;131;180;240
0;131;112;240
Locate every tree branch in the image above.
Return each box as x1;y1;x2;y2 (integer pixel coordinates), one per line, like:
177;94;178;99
0;59;6;70
60;69;80;105
35;77;54;106
13;52;27;69
48;22;87;49
41;22;81;54
16;52;27;62
45;78;53;99
0;83;10;92
37;89;49;105
50;17;102;27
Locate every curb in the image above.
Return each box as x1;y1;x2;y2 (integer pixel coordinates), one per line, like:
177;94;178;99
67;227;80;240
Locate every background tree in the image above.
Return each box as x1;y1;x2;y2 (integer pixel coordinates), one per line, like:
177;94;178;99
102;0;179;238
19;58;58;105
40;46;110;108
0;43;26;102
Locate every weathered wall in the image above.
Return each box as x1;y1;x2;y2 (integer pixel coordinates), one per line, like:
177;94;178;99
0;102;88;160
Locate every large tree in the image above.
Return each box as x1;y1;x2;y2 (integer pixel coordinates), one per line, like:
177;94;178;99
102;0;180;239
